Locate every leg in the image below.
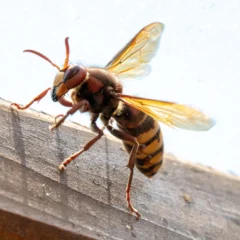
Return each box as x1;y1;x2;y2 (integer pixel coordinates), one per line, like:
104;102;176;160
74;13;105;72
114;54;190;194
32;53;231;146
106;123;141;219
11;87;51;110
49;99;90;130
59;113;104;170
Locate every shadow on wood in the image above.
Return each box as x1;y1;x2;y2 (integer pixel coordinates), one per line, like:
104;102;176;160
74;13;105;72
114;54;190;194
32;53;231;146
0;98;240;240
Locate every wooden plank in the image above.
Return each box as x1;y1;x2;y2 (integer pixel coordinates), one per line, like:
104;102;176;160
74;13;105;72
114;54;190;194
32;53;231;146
0;98;239;240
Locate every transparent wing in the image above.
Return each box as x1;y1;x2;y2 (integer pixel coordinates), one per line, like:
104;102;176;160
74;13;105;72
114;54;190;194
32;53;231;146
106;22;164;80
117;94;215;131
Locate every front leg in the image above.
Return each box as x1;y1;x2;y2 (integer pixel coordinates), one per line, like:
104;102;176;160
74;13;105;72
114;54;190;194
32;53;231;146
103;117;140;219
11;88;51;110
50;99;90;130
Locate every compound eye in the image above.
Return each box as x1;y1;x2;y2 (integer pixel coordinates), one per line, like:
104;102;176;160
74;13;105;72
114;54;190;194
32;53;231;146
63;65;80;83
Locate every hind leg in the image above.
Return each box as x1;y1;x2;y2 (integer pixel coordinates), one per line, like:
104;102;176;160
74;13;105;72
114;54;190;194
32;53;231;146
105;122;140;219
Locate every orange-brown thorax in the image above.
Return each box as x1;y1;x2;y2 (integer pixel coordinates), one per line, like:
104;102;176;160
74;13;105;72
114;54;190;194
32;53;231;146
70;68;122;114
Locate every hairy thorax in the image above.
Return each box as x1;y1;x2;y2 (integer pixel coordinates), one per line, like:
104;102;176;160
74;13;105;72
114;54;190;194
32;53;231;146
71;68;122;115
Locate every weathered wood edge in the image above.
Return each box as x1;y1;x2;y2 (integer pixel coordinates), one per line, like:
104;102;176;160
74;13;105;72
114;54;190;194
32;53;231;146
0;98;240;240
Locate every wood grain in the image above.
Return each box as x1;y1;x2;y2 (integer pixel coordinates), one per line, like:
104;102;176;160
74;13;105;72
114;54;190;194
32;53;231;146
0;98;239;240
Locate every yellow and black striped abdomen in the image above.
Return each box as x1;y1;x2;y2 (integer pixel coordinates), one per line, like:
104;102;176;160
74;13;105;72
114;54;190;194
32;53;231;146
114;103;164;177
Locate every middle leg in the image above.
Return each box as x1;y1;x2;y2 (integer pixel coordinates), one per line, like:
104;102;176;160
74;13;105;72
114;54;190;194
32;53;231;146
59;113;104;170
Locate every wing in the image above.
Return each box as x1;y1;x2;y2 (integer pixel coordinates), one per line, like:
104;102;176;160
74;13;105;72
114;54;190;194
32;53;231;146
117;94;215;131
106;22;164;80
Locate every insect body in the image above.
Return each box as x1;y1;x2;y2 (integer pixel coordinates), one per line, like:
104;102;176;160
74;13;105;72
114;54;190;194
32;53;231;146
114;103;163;178
11;22;215;219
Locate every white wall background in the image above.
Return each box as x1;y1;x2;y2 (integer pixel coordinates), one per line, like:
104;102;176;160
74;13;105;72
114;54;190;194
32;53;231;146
1;0;239;175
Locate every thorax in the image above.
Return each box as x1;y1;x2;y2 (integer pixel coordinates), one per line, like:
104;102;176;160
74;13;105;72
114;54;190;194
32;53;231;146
70;67;122;115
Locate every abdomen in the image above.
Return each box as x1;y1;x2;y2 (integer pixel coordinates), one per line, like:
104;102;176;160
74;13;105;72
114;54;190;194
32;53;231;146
113;103;164;177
